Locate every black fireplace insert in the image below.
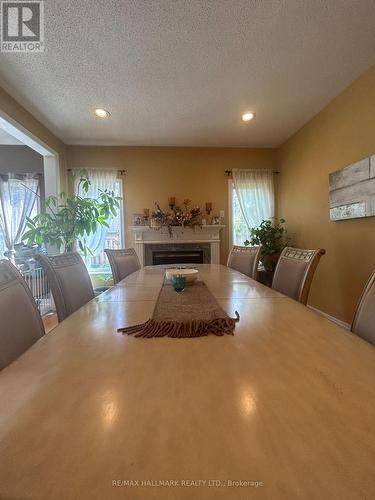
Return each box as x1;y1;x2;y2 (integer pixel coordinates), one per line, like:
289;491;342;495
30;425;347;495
152;250;204;266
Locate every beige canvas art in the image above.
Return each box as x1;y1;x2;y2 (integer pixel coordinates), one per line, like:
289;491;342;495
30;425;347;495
329;155;375;221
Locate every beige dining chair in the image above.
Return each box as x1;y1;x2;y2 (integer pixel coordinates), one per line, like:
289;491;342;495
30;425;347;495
37;252;94;322
104;248;141;284
351;269;375;345
0;259;45;370
227;245;261;279
272;247;326;305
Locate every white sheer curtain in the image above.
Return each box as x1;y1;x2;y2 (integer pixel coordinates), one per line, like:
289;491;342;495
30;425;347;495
232;169;275;245
73;169;118;257
0;174;40;258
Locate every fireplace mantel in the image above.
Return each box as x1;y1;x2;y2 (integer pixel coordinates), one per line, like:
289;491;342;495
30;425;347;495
130;225;225;266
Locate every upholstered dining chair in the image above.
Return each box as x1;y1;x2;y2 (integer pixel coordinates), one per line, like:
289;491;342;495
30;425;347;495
104;248;141;284
351;269;375;345
0;259;45;370
272;247;326;305
227;245;261;279
36;252;94;322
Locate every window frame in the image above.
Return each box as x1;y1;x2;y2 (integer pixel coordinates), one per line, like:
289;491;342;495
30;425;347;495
117;175;125;248
228;179;234;252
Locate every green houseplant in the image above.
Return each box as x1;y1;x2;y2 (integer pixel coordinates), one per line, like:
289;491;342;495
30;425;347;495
23;170;121;255
244;218;290;271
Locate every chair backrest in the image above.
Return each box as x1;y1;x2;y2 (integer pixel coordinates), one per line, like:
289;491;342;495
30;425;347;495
104;248;141;284
351;270;375;345
272;247;326;305
36;252;94;322
227;245;261;279
0;259;44;370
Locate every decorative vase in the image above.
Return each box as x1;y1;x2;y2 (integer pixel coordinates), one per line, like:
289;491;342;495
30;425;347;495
150;218;161;228
172;275;186;293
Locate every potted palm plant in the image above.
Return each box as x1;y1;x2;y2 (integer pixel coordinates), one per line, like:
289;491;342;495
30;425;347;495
244;218;290;271
22;170;121;255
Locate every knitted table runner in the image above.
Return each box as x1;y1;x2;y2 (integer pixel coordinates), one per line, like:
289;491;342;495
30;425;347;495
118;281;240;338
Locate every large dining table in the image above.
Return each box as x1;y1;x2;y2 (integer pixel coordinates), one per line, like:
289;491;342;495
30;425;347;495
0;264;375;500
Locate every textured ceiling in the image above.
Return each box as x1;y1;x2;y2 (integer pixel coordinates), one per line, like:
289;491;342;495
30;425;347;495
0;0;375;147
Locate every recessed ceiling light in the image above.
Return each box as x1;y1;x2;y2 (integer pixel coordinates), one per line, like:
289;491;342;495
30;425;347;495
242;112;256;122
94;108;111;118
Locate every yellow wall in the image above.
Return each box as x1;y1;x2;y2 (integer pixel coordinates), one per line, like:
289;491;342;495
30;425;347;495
278;65;375;323
67;146;276;263
4;64;375;324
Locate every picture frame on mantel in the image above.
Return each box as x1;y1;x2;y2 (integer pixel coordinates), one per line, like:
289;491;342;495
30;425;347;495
132;213;147;226
329;154;375;221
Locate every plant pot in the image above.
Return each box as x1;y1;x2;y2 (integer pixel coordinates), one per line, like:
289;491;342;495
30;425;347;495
261;252;281;272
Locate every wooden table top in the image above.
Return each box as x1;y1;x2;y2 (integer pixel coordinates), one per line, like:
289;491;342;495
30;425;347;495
0;264;374;500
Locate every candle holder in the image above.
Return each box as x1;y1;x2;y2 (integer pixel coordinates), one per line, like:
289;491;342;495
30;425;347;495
205;202;212;216
143;208;150;224
168;197;176;210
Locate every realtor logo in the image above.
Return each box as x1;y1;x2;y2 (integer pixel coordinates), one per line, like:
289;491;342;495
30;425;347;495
1;1;44;52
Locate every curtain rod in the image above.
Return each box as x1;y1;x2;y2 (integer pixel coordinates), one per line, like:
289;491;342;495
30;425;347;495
67;169;127;175
224;169;280;176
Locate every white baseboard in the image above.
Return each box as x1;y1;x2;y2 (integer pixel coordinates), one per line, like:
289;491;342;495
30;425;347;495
307;305;351;330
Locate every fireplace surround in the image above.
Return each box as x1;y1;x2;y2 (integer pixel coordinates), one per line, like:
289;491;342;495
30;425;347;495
130;225;225;266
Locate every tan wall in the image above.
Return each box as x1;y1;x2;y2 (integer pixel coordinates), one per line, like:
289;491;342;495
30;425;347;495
0;145;43;174
5;64;375;324
278;65;375;323
67;146;276;263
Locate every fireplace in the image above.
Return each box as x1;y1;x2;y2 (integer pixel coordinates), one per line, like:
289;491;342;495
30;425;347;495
144;243;211;266
130;225;224;266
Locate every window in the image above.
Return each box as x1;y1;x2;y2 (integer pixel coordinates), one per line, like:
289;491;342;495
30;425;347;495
229;169;275;247
84;177;124;280
0;174;40;258
73;169;124;286
0;231;5;257
231;184;252;246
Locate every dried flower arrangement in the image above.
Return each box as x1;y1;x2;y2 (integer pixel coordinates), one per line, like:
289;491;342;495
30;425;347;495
151;199;201;236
